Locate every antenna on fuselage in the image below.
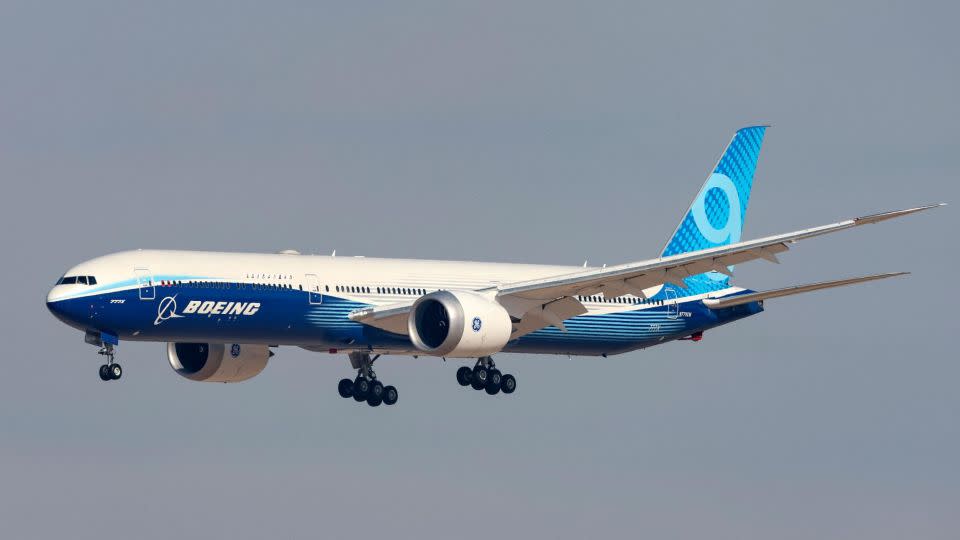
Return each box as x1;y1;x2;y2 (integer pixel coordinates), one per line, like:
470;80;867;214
331;249;336;257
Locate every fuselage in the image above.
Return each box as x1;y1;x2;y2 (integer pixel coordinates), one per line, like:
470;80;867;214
46;249;763;356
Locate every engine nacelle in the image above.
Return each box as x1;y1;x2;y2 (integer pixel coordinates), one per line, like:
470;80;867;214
167;342;270;383
408;291;512;358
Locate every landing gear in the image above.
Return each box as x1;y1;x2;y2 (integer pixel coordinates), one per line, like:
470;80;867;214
337;352;398;407
97;344;122;381
457;356;515;397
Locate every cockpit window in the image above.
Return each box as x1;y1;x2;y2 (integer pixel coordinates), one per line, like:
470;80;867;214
56;275;97;286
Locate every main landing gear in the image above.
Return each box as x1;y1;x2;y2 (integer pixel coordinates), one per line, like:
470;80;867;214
97;344;123;382
456;356;516;396
337;352;398;407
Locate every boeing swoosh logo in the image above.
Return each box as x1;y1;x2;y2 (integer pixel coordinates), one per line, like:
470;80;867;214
155;295;185;326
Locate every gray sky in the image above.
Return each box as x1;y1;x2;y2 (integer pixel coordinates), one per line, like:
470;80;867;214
1;1;957;538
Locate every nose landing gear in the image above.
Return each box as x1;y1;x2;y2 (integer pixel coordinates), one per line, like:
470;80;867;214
337;352;398;407
97;344;123;381
457;356;515;396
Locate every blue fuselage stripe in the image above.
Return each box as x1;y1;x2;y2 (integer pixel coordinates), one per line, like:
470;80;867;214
46;282;764;355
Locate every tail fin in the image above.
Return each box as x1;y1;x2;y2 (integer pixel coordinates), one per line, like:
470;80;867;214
661;125;768;295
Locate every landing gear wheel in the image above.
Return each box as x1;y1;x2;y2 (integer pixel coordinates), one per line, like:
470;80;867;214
367;394;383;407
369;380;384;401
338;378;354;398
471;366;489;390
382;386;398;406
98;364;110;381
500;374;516;394
456;366;472;386
485;369;502;395
109;364;123;380
353;378;370;401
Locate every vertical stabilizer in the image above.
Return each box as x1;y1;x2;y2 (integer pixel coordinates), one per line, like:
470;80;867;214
661;125;767;295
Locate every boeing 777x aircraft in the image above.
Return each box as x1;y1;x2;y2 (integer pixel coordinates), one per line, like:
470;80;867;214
47;126;943;407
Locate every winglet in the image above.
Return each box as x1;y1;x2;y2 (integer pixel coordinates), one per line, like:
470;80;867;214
854;203;945;225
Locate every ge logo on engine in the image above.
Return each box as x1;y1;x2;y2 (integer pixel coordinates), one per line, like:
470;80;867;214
230;344;241;357
472;317;482;332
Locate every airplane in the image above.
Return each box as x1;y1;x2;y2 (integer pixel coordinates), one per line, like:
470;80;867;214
45;126;944;407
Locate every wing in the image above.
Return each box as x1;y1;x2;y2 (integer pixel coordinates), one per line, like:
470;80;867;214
350;204;943;337
493;204;942;335
349;301;416;335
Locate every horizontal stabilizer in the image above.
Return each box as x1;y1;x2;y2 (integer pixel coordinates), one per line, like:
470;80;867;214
703;272;909;309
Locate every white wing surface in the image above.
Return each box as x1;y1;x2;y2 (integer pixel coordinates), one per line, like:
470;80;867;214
351;204;943;337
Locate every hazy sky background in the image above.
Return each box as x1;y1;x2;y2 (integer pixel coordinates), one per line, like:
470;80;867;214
1;1;957;538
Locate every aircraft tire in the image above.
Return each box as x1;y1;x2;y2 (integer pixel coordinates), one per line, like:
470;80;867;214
382;386;398;406
353;378;370;401
471;366;488;390
338;378;354;398
98;364;111;381
456;366;472;386
500;374;516;394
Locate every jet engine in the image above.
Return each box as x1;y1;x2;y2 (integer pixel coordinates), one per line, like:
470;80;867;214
408;291;512;357
166;342;271;383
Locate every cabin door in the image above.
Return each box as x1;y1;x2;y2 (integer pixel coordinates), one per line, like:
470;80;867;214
135;268;155;300
665;287;679;319
305;274;323;304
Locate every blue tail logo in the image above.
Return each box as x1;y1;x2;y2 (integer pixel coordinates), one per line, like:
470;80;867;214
661;125;767;295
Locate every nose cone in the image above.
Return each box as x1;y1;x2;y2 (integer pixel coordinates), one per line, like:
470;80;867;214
46;291;70;322
46;288;86;327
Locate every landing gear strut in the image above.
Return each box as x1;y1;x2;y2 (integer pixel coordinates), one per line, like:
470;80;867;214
337;352;398;407
456;356;515;396
97;344;122;381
